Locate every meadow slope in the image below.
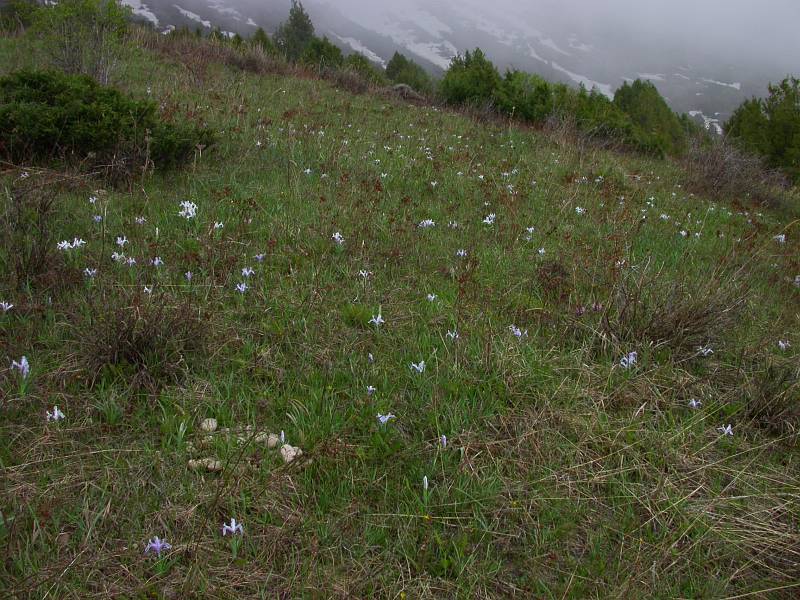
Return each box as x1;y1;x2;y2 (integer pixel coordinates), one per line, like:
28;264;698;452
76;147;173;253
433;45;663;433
1;34;799;599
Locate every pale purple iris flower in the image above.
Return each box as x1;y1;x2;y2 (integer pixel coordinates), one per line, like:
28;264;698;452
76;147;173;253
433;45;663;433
221;518;243;536
144;536;172;556
377;413;395;425
620;352;638;370
11;356;30;379
46;406;65;421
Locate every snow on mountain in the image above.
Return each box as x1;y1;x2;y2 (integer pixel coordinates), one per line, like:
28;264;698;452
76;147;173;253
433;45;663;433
330;34;386;68
119;0;791;129
125;0;159;26
689;110;723;135
551;62;613;98
637;73;666;82
172;5;211;29
700;78;742;91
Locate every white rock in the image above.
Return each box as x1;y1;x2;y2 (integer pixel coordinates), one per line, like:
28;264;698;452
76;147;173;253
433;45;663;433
188;457;222;472
200;418;218;433
266;433;281;448
280;444;303;463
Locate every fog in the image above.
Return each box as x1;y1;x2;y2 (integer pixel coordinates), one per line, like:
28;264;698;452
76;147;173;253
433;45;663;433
127;0;799;116
313;0;800;72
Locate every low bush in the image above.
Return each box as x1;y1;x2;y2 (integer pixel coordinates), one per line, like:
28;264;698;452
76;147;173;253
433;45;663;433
31;0;130;84
598;261;748;358
343;53;387;86
322;67;370;95
683;136;789;209
0;70;214;173
0;0;37;33
1;171;64;291
78;288;207;392
494;70;553;123
740;356;800;436
223;44;289;76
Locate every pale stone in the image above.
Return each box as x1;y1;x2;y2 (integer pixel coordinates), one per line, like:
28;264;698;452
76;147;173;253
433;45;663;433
200;418;218;432
188;457;223;472
266;433;280;448
280;444;302;463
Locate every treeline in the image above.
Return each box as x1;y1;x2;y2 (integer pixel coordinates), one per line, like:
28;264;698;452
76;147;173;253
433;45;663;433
178;3;695;158
6;0;797;181
438;49;697;157
180;1;390;87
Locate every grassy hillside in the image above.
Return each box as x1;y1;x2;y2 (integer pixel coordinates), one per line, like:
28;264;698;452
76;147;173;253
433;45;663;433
1;31;799;599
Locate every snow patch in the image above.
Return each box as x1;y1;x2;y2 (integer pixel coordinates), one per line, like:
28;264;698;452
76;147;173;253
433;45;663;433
331;34;387;67
539;38;571;56
121;0;158;26
526;44;547;64
173;5;211;29
472;18;517;47
689;110;723;135
700;78;742;91
551;62;613;99
207;1;241;20
403;40;458;70
567;36;593;52
636;73;665;82
246;18;257;27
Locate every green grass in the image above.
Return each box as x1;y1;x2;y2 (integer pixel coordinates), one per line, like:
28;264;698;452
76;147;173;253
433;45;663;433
1;31;799;598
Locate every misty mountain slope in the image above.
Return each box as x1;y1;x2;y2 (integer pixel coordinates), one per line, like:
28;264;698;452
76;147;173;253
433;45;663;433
122;0;800;128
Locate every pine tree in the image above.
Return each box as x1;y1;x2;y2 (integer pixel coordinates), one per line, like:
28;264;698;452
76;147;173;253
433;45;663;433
300;36;342;69
274;1;314;62
251;27;276;55
385;52;409;81
614;79;687;155
385;51;432;93
727;77;800;181
439;48;500;106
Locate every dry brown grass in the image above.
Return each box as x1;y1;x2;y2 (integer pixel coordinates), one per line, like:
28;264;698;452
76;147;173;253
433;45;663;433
683;135;790;210
598;259;749;357
74;287;208;393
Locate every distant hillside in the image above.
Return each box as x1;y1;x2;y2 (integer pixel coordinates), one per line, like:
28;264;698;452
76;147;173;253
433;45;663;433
120;0;800;134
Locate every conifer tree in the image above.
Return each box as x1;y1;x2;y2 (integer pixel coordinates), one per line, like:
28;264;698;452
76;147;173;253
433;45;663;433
274;1;314;62
251;26;276;55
